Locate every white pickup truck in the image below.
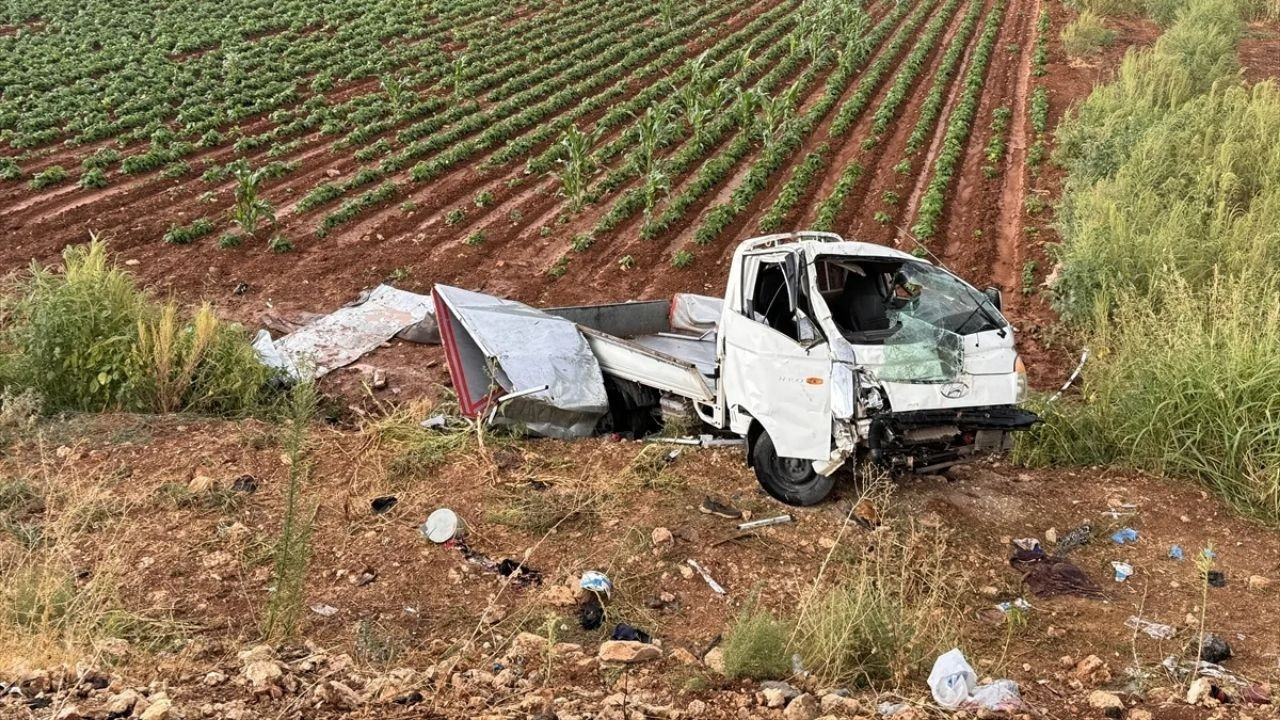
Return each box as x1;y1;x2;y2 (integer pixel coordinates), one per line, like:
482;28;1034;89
435;231;1039;506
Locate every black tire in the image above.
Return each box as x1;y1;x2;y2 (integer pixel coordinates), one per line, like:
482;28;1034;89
752;431;835;506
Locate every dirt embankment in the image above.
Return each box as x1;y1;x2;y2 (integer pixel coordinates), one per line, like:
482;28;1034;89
1;412;1278;719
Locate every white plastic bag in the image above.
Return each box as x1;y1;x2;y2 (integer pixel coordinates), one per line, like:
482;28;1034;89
928;649;1024;712
928;648;977;709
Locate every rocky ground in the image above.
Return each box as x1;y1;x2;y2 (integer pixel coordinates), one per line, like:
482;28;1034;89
0;398;1277;719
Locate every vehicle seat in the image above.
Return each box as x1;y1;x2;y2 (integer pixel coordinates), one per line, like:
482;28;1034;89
838;274;899;343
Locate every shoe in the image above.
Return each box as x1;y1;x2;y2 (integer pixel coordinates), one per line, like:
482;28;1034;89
699;495;742;519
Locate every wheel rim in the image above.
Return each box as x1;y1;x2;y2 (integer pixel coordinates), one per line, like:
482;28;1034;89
770;454;816;489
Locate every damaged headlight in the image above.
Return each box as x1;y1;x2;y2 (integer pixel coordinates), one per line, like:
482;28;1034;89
861;385;886;413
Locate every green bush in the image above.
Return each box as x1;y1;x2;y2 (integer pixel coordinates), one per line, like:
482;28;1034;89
0;240;273;415
1052;83;1280;322
1018;272;1280;521
722;604;790;681
1060;11;1117;56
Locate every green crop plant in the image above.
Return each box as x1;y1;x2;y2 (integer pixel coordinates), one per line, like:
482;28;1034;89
229;164;276;239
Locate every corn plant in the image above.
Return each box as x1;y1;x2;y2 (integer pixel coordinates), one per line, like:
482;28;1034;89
229;163;276;238
553;125;601;211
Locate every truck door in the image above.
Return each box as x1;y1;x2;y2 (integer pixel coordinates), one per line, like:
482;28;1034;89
721;250;833;461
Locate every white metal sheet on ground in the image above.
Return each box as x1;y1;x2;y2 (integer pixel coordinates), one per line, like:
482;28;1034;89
254;285;435;379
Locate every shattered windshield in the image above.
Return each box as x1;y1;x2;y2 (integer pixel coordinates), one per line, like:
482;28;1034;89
889;261;1007;336
814;255;1005;383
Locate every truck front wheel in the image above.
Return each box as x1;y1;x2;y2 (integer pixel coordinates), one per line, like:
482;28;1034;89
752;431;834;506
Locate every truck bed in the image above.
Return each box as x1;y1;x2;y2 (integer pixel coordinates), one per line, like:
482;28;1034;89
546;299;720;404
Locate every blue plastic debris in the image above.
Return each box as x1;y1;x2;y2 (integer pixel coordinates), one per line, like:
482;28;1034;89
1169;545;1184;560
1111;528;1139;545
1201;548;1217;560
579;570;613;597
1111;561;1134;582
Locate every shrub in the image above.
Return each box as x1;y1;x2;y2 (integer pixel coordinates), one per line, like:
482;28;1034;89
1018;272;1280;521
0;239;273;415
790;520;963;687
1061;11;1117;56
722;604;790;680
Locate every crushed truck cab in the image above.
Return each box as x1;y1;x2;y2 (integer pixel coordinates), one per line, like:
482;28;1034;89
436;232;1039;506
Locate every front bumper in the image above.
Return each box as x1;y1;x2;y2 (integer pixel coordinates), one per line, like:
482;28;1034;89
868;405;1041;472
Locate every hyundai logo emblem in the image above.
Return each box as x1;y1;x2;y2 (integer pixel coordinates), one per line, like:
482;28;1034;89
941;382;969;399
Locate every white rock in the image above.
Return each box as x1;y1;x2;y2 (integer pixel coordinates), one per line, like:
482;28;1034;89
598;641;661;664
139;698;173;720
783;693;819;720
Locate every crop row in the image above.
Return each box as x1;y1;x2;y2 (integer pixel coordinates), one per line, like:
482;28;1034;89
312;0;746;233
910;0;1007;239
691;0;940;246
868;0;973;141
902;0;987;155
623;0;906;244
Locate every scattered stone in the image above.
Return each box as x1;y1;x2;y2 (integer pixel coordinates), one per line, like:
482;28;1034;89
1247;575;1271;591
761;688;787;708
509;632;550;658
243;660;284;690
1087;690;1124;718
679;565;695;580
686;699;707;716
204;672;227;686
979;586;1000;598
598;641;661;664
1044;527;1058;544
1074;655;1109;684
1186;677;1212;705
703;647;726;675
325;168;341;178
105;689;141;716
651;527;673;546
760;681;800;701
1127;709;1153;720
670;648;699;665
784;693;819;720
138;697;172;720
55;706;82;720
820;693;860;715
312;680;362;709
188;475;217;492
542;584;579;607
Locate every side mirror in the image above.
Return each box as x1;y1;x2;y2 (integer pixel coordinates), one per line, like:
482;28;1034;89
983;286;1003;311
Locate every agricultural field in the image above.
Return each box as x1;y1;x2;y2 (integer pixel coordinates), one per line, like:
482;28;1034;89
2;0;1079;341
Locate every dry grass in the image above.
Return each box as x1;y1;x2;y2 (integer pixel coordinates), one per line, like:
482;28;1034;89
0;449;180;670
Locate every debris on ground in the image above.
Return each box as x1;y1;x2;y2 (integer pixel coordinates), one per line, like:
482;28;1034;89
253;284;437;379
231;474;258;493
1169;544;1184;560
579;570;613;596
310;604;339;617
687;559;726;594
1111;561;1134;582
422;508;465;542
579;595;604;631
610;623;651;643
1125;616;1175;640
1110;527;1139;544
1054;522;1092;554
1205;570;1227;587
699;495;742;519
738;514;793;531
1012;537;1041;551
996;598;1033;614
370;495;397;514
851;498;880;529
927;649;1023;711
1191;633;1233;664
1009;547;1104;598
